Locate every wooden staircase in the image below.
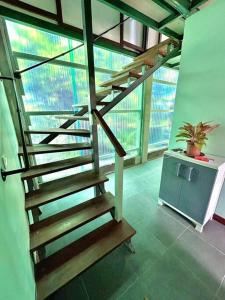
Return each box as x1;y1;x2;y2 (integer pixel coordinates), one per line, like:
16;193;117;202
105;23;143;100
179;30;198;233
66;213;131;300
14;38;179;300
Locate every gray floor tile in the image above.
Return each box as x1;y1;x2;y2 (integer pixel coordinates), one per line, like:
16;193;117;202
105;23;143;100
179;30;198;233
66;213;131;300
40;158;225;300
82;246;138;300
170;229;225;295
193;220;225;255
134;205;187;249
215;276;225;300
141;252;215;300
47;276;88;300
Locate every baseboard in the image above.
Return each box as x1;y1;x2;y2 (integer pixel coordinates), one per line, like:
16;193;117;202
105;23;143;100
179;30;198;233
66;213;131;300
213;214;225;226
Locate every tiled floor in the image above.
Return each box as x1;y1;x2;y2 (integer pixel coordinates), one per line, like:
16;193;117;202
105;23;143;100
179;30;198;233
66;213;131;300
43;157;225;300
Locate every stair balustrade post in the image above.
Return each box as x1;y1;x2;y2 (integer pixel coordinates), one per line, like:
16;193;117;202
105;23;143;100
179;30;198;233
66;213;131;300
81;0;101;196
114;153;124;222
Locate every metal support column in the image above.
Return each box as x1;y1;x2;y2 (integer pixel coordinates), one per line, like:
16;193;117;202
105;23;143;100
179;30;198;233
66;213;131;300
140;66;153;163
81;0;100;195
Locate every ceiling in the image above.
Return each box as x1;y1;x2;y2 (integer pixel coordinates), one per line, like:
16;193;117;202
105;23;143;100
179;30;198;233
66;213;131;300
0;0;213;67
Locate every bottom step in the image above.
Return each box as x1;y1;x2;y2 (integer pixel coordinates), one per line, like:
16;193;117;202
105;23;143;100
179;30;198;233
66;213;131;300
36;219;136;300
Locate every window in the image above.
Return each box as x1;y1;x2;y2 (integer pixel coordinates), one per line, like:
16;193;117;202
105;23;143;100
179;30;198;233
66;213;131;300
5;20;178;176
148;67;178;151
6;20;141;170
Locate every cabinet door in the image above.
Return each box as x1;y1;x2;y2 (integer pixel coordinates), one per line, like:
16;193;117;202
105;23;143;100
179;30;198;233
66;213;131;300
159;155;183;207
178;161;217;224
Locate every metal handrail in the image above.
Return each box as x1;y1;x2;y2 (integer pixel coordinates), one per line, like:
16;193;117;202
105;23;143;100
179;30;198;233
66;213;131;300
1;77;29;181
92;109;126;157
14;17;130;78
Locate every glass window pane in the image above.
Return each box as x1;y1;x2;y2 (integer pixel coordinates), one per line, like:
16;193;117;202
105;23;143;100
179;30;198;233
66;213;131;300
6;19;142;174
149;68;179;151
153;66;179;83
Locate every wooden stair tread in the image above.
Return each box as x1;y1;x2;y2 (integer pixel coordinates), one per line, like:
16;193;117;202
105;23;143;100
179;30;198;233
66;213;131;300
133;38;175;62
21;155;93;180
72;104;88;109
19;143;92;155
54;115;89;121
99;71;141;88
30;192;114;251
96;86;113;97
112;58;155;77
25;171;109;210
25;128;90;137
96;85;125;97
35;219;136;300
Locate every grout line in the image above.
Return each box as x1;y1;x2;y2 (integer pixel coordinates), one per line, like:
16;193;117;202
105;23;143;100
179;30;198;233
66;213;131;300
159;204;191;229
213;274;225;300
80;276;90;300
117;275;139;300
176;225;191;240
186;226;225;256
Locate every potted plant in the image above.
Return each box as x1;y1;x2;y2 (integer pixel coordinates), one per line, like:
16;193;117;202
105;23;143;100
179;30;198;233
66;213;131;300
176;121;219;157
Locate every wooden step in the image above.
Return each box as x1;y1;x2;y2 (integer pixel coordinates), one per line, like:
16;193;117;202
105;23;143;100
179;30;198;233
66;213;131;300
72;104;88;109
19;143;92;156
99;71;141;88
30;192;114;251
112;59;155;78
21;155;93;180
25;128;90;137
96;86;114;97
25;171;108;210
123;56;156;71
54;115;89;121
35;219;136;300
96;85;126;97
133;38;175;62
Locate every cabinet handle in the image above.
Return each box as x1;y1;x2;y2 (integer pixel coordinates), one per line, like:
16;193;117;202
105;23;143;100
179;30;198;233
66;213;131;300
176;163;181;177
187;167;194;182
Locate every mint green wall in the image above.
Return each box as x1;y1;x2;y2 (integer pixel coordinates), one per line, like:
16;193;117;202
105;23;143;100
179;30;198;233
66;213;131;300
169;0;225;218
0;82;35;300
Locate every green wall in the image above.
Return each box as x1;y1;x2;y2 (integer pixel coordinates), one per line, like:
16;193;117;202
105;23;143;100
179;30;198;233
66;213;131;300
169;0;225;218
0;82;35;300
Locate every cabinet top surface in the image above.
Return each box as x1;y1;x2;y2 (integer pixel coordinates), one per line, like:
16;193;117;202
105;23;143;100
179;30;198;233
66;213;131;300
165;150;225;170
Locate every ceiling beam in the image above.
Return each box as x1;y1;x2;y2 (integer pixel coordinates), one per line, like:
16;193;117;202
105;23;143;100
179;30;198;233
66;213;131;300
164;0;190;16
190;0;209;10
158;12;180;29
0;5;138;57
152;0;178;14
97;0;182;40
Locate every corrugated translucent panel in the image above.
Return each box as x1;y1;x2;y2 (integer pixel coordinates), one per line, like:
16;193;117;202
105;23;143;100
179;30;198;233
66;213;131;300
6;20;132;70
6;20;83;61
149;66;178;150
147;28;159;49
94;47;132;71
153;67;179;83
152;82;176;109
98;112;141;157
18;59;111;111
151;82;176;110
124;18;143;47
149;111;173;149
7;19;142;171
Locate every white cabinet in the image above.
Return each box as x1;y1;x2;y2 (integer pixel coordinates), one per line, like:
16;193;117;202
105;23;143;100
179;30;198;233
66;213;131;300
159;150;225;232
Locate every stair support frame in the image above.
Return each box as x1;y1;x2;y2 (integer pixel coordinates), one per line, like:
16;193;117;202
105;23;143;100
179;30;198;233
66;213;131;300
114;153;124;222
99;45;181;117
140;65;153;163
81;0;101;196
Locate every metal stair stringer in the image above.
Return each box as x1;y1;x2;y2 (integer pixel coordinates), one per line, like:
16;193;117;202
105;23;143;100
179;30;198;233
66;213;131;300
99;43;181;117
